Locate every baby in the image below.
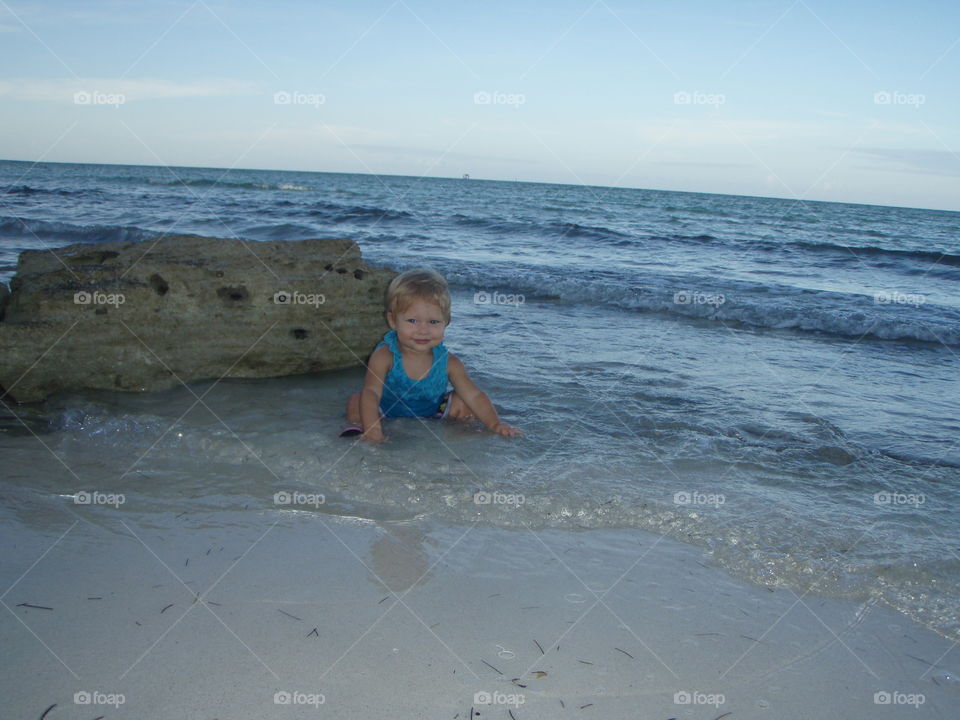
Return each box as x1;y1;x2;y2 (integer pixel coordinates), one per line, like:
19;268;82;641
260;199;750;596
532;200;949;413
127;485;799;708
343;268;522;443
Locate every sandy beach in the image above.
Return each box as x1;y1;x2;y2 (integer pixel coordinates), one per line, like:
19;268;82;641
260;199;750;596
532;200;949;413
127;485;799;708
3;0;959;715
3;502;956;719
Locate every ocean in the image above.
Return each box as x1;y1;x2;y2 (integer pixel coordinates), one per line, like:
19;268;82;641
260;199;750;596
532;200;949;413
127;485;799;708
1;159;958;642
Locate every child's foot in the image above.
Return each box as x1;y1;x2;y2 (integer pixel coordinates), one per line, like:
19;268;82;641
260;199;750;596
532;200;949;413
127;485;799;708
433;393;450;419
338;425;363;437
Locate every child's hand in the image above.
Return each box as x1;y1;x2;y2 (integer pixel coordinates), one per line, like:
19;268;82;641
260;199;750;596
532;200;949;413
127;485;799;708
492;422;523;438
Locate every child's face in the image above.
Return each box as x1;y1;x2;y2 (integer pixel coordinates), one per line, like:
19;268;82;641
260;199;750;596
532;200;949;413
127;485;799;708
388;299;446;354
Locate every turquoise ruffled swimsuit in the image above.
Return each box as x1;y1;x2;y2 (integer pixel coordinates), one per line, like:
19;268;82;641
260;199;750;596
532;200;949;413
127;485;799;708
377;330;450;418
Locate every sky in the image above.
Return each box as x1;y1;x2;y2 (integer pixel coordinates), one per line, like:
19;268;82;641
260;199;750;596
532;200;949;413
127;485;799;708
0;0;958;211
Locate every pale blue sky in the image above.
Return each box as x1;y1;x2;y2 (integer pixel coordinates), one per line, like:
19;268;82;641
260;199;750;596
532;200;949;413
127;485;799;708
1;0;958;210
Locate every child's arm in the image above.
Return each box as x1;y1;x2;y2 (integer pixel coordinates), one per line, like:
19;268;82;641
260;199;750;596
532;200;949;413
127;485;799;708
358;345;392;443
447;354;522;437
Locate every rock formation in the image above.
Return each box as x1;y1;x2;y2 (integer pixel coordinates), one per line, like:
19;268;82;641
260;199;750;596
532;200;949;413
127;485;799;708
0;235;395;403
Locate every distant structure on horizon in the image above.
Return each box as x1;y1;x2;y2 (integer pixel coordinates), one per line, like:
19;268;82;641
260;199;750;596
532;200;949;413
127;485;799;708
462;173;470;179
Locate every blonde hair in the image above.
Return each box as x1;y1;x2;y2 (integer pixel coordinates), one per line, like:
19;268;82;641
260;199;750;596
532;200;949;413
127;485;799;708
386;268;451;324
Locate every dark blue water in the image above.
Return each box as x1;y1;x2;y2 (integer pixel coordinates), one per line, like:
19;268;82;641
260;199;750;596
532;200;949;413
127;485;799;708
3;160;958;343
1;160;958;640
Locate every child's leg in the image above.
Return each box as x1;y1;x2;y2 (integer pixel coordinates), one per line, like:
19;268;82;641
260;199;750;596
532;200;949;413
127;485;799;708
345;391;362;424
443;391;475;422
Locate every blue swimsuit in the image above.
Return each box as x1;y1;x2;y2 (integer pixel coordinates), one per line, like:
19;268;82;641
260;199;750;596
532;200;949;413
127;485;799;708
377;330;450;418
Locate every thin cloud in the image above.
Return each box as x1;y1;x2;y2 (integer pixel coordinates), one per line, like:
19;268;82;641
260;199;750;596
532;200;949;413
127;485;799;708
856;147;960;178
0;77;257;102
655;160;753;169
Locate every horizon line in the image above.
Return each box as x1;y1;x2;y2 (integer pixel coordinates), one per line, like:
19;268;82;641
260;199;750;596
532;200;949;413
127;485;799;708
1;156;956;215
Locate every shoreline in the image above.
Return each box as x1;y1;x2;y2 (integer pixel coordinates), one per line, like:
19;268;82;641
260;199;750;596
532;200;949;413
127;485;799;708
2;506;956;718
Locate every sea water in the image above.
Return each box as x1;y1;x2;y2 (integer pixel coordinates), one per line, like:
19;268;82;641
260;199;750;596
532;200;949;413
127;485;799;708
1;159;958;640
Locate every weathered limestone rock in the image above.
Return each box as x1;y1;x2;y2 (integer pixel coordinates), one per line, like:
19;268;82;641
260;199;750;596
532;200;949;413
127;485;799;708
0;235;396;403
